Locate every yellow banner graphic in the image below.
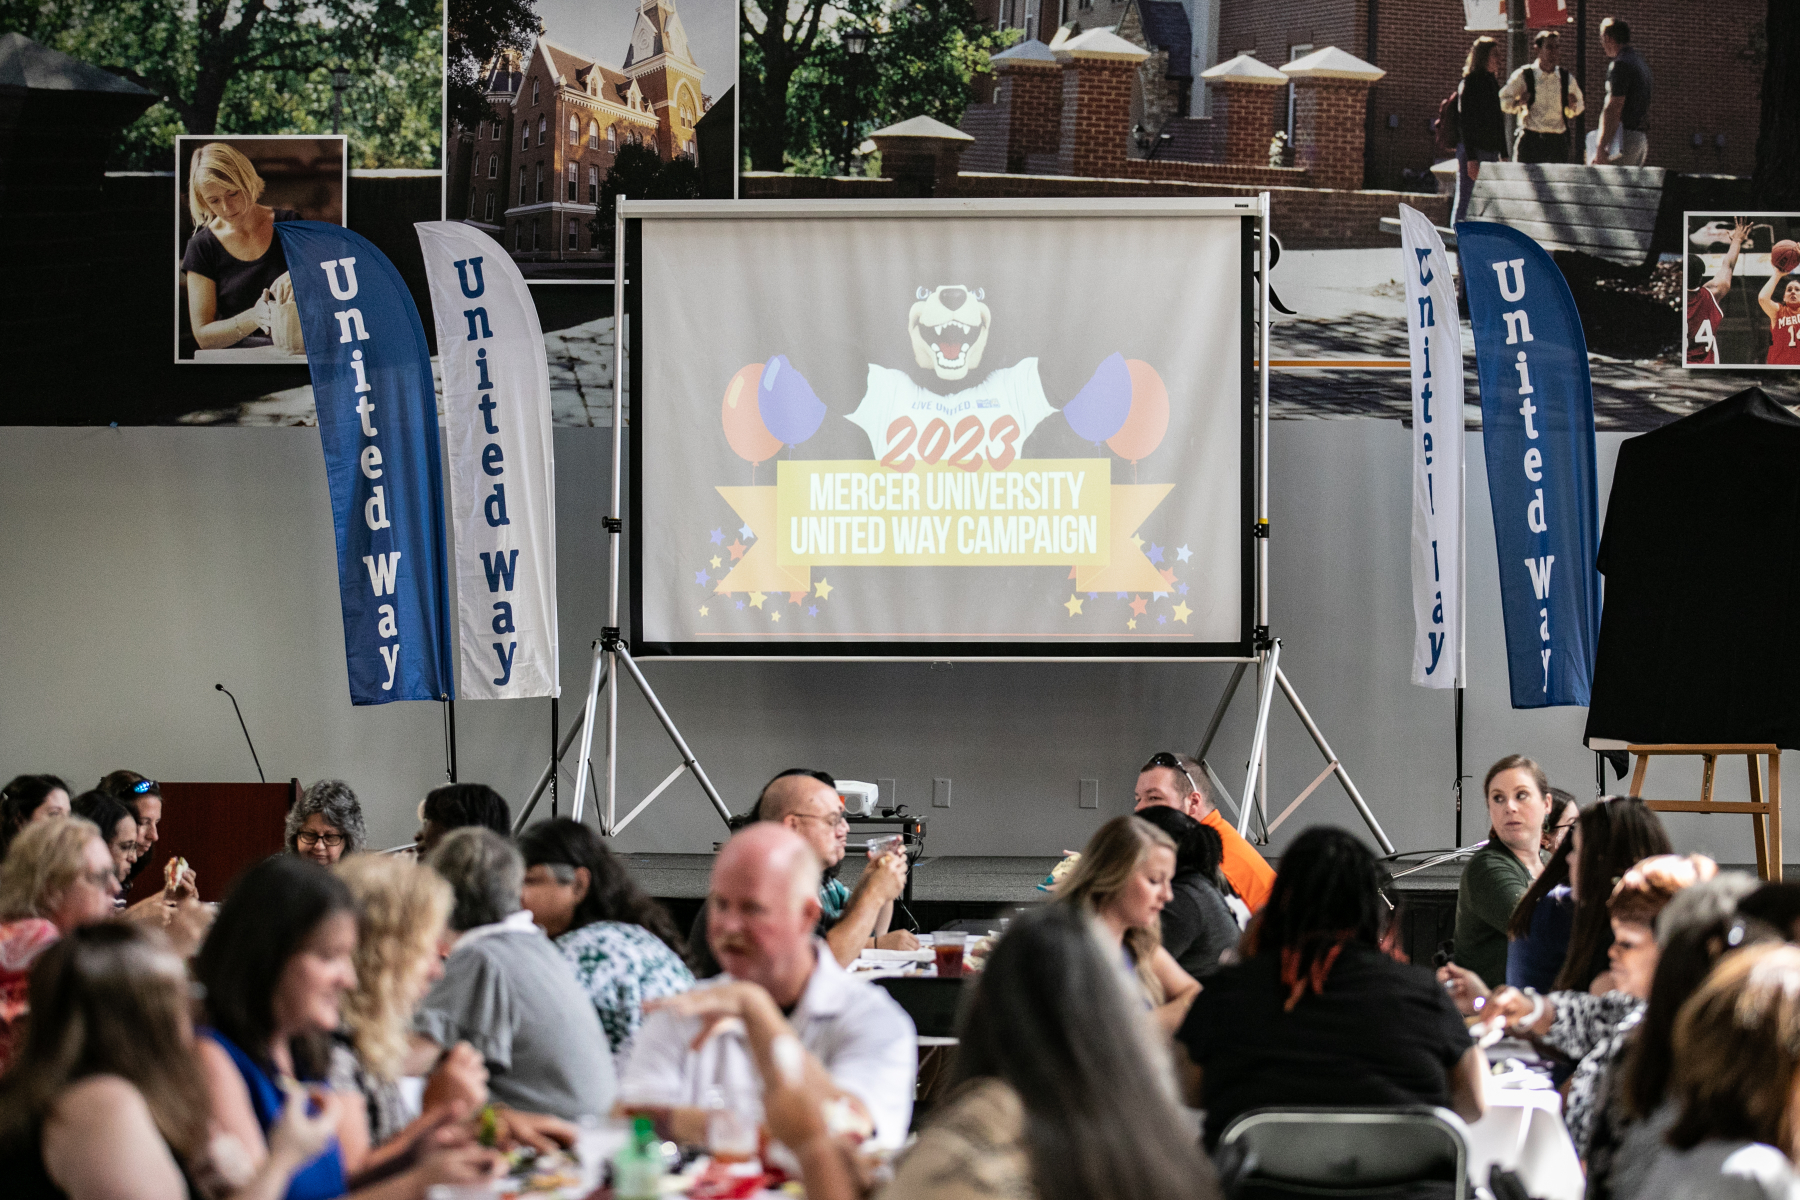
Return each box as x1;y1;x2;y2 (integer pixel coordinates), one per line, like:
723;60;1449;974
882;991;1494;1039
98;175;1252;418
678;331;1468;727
714;461;1171;594
777;460;1109;566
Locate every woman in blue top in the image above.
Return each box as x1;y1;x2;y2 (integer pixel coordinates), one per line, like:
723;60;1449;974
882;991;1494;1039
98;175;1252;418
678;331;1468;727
195;856;499;1200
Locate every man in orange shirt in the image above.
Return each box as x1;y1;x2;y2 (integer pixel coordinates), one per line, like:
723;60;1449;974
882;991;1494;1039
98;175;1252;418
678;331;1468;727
1134;752;1275;912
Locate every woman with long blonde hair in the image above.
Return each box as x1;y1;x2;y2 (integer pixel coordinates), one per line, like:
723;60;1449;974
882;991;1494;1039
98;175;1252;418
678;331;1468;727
181;142;298;351
1056;815;1200;1032
330;856;487;1174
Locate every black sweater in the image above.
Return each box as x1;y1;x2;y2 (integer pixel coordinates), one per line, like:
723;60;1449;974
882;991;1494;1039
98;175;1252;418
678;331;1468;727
1458;71;1506;155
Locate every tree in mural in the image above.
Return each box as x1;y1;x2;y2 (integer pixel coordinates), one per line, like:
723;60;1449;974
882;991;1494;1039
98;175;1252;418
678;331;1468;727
0;0;445;168
742;0;1015;174
590;143;704;250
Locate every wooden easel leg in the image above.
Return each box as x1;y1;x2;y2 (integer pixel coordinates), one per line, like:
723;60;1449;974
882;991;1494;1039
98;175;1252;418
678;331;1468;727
1749;755;1770;882
1629;755;1649;798
1772;753;1784;883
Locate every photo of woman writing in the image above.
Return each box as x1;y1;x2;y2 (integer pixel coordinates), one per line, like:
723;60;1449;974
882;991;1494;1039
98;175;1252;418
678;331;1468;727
178;141;324;356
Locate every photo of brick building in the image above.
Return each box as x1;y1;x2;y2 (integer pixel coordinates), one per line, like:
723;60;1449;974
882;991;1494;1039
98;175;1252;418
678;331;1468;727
968;0;1765;190
445;0;710;276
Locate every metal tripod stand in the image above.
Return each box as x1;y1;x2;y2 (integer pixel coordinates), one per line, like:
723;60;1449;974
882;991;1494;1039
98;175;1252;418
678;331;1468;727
511;200;730;837
1191;195;1394;855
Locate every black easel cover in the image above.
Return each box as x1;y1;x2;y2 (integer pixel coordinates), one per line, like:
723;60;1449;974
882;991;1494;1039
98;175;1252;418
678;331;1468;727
1584;387;1800;749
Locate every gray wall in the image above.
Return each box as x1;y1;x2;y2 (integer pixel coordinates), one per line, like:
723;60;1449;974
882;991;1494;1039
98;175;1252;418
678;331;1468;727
0;423;1778;865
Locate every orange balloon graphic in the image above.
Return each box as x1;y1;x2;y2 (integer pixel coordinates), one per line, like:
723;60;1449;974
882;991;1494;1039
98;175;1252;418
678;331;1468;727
721;363;783;464
1106;360;1169;464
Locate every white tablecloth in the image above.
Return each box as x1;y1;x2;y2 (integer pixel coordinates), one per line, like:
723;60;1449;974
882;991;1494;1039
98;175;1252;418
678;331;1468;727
1465;1086;1584;1200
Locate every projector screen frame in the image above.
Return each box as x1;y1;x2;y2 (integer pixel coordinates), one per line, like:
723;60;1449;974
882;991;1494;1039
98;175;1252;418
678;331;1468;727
620;197;1262;662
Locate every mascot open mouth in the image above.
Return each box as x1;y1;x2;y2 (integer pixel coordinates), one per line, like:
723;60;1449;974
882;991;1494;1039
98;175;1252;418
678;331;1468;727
909;285;992;381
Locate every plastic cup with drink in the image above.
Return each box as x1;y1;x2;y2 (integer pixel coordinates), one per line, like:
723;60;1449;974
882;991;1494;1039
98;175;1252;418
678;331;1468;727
934;930;969;978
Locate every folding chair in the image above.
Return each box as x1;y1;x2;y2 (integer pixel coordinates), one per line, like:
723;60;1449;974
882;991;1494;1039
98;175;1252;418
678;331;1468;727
1217;1106;1470;1199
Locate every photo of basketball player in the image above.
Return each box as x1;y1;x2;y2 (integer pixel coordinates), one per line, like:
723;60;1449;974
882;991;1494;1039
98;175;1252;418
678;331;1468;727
1686;217;1750;365
1760;266;1800;366
1683;212;1800;369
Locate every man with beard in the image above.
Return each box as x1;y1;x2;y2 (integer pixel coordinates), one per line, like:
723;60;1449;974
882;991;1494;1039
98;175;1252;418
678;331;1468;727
685;769;917;977
618;823;917;1151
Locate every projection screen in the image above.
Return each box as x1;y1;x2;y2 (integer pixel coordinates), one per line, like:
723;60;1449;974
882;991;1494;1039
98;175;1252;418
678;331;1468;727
627;199;1256;659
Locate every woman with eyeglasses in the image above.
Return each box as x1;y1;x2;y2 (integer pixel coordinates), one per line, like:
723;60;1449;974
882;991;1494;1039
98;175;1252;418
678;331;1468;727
517;818;693;1052
71;790;143;890
287;781;367;867
0;817;121;1071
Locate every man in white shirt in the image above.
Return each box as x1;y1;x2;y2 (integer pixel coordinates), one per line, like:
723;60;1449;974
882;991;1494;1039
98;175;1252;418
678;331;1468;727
618;823;918;1149
1499;30;1585;164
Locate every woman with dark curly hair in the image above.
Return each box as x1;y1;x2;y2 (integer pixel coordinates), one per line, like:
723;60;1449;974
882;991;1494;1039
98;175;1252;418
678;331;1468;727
1179;825;1486;1147
286;781;367;866
517;818;692;1052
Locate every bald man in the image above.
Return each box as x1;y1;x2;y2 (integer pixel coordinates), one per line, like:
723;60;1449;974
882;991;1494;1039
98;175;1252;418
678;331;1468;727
686;769;919;977
617;823;917;1150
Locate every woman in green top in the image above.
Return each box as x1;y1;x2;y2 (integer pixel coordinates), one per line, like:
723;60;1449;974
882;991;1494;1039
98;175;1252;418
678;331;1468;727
1453;755;1551;986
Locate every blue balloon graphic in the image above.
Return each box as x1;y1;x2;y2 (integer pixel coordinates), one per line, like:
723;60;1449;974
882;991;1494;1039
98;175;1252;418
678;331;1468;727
1060;352;1131;443
757;354;827;446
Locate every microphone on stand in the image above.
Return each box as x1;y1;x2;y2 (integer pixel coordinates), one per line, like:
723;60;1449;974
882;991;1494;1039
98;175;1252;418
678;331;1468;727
215;684;266;783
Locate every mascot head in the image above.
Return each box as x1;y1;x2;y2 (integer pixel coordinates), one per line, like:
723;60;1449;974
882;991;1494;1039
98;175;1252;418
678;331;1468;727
909;285;991;381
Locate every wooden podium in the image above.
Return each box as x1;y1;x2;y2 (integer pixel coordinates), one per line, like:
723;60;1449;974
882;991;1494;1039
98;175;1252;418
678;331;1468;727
1625;745;1783;881
126;780;299;904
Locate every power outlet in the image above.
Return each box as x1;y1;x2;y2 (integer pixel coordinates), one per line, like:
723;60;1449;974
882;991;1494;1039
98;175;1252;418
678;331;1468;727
877;778;896;810
1079;779;1100;809
932;778;952;808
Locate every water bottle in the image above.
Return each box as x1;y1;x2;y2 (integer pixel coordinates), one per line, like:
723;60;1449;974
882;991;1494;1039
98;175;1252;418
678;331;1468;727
612;1115;664;1200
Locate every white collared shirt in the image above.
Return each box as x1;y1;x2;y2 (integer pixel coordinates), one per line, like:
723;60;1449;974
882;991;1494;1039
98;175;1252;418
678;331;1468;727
453;908;541;949
617;939;918;1149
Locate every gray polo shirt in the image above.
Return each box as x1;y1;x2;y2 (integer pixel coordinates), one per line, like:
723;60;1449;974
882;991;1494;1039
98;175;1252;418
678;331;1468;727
416;910;617;1120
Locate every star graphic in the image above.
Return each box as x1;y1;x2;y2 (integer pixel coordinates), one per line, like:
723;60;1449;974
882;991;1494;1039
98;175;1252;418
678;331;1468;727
1129;595;1148;616
1131;534;1144;550
709;528;724;545
787;590;807;604
1063;594;1085;617
808;605;818;616
728;540;746;561
1116;592;1128;600
1127;617;1138;630
771;611;781;623
1067;565;1078;580
1178;582;1189;595
1176;544;1192;563
1148;543;1165;565
1087;591;1098;600
1153;591;1168;601
710;555;721;569
735;600;745;610
699;605;709;616
814;578;834;600
1160;568;1177;584
694;569;710;586
1158;614;1168;625
1172;601;1193;624
748;592;767;609
739;523;755;540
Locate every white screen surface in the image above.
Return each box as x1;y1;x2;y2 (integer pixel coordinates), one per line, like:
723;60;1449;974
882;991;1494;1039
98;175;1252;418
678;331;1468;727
635;205;1248;655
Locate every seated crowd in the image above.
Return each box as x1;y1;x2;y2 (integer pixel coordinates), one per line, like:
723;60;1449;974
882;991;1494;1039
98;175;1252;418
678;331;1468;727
0;755;1795;1200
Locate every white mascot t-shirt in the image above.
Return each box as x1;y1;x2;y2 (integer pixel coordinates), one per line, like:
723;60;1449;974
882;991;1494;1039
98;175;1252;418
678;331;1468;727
845;359;1057;463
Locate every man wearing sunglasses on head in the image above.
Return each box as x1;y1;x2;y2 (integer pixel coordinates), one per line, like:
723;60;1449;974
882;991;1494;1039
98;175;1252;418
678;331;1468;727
1135;752;1275;912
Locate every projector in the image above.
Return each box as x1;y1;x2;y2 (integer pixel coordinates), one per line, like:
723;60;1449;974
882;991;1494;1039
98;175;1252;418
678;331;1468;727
836;780;879;817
